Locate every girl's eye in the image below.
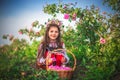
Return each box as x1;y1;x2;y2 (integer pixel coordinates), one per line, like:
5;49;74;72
50;31;53;32
55;31;58;33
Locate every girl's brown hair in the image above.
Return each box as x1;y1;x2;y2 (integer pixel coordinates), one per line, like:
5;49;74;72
38;24;62;58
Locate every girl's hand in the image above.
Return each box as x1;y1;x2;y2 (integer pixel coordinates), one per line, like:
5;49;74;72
48;58;53;65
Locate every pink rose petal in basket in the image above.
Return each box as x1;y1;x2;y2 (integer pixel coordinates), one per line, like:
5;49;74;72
49;65;72;71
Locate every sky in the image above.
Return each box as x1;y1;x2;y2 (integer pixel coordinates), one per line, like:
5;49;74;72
0;0;114;45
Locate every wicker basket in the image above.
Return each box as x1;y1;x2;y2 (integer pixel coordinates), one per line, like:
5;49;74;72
46;49;76;80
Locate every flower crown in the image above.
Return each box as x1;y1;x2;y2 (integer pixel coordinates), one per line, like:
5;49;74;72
46;19;63;27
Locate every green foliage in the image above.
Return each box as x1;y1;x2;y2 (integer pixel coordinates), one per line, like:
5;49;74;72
103;0;120;13
0;39;60;80
44;4;57;15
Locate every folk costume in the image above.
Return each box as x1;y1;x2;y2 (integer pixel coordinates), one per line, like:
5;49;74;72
36;42;69;69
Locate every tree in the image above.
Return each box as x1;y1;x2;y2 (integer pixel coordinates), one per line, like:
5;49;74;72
103;0;120;13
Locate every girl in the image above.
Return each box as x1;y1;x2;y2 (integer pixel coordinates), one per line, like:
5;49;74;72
36;23;69;69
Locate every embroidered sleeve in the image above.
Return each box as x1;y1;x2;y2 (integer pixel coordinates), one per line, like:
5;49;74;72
39;57;45;64
62;43;69;64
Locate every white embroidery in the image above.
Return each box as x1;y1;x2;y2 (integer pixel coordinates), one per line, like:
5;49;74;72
39;57;45;64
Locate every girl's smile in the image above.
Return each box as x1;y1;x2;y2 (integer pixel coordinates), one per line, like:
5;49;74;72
48;26;59;41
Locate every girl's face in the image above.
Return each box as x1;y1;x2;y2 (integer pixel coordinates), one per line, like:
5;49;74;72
48;26;59;41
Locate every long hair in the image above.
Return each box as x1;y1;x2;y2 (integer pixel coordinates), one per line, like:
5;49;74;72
39;23;62;57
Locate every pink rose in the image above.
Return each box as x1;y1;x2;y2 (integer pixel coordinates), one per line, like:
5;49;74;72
64;13;70;19
29;28;33;32
63;6;67;9
9;34;14;41
18;31;23;35
72;13;77;21
102;12;106;14
9;34;13;37
73;13;76;17
36;32;40;35
100;37;106;44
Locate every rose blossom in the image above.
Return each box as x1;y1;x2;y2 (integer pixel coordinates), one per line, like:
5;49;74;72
18;31;23;35
36;32;40;35
102;12;106;14
73;13;76;17
100;37;106;44
63;6;67;9
72;13;77;21
64;13;70;19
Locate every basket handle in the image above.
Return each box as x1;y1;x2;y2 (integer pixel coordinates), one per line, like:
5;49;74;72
46;49;76;71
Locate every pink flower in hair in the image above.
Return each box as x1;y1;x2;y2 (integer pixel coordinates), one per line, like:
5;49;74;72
64;13;70;19
100;37;106;44
46;19;63;27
